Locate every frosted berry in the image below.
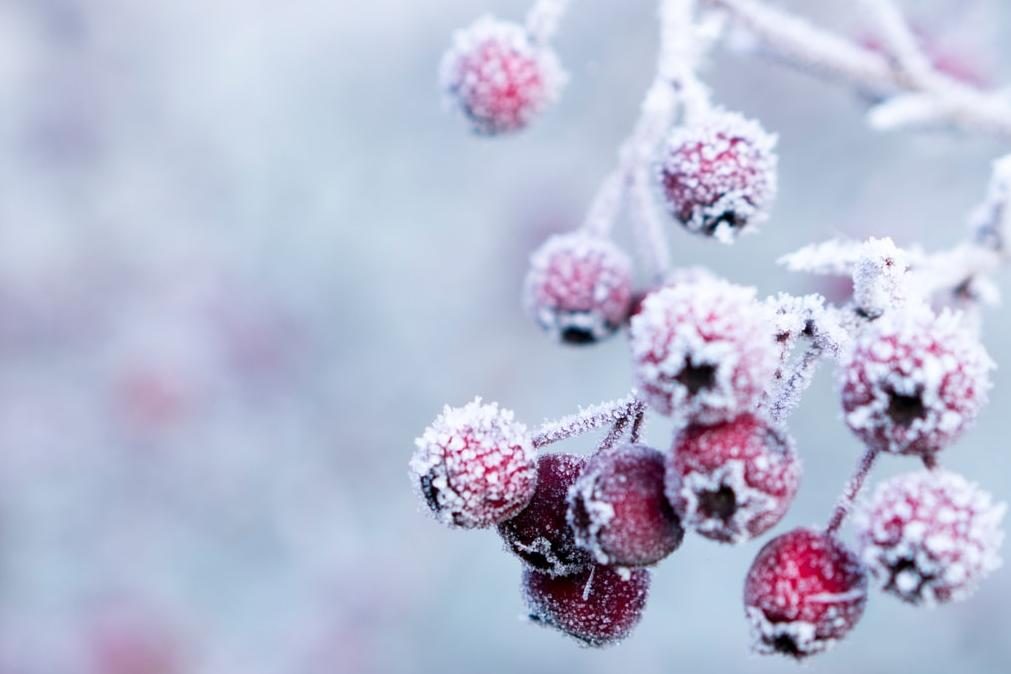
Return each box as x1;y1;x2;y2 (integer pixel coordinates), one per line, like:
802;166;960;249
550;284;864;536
856;469;1006;605
523;564;650;646
524;233;633;345
658;111;777;243
568;444;684;566
744;528;868;659
499;453;592;576
840;308;993;456
410;398;537;528
667;414;800;544
628;278;777;422
439;16;565;135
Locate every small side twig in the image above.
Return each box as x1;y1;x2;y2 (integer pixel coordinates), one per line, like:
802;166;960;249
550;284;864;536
826;447;880;535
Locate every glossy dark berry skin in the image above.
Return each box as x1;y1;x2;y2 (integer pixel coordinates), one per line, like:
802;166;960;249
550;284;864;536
568;444;684;567
523;564;650;647
498;453;592;576
744;528;868;659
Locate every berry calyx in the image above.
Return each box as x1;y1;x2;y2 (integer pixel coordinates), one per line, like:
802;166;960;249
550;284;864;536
667;414;801;544
568;444;685;566
410;398;537;528
629;278;777;422
658;111;778;243
744;528;868;659
523;564;650;646
499;453;592;576
840;308;993;457
524;233;633;345
856;469;1006;605
439;16;565;135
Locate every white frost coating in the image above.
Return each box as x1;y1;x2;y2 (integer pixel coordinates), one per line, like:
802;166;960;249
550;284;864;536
855;469;1006;605
970;154;1011;258
524;0;572;45
851;237;910;319
839;306;994;455
439;15;567;135
658;110;778;243
674;459;775;544
567;477;617;565
629;278;777;422
746;607;827;657
410;398;537;528
532;392;642;448
524;233;633;343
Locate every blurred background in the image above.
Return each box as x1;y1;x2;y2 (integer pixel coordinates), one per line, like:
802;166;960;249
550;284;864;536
1;0;1009;672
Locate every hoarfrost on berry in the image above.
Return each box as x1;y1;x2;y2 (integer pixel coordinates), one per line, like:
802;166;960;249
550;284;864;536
523;564;650;647
629;278;777;422
856;469;1006;605
439;16;565;135
524;233;633;345
840;307;993;456
410;398;537;528
658;110;778;243
668;414;800;544
744;528;868;659
499;453;592;576
567;443;684;566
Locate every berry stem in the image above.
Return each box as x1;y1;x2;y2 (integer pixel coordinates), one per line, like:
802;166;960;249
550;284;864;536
922;453;939;470
825;447;880;535
767;340;825;424
532;393;645;448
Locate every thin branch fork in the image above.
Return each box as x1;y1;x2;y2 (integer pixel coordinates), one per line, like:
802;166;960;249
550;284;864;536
706;0;1011;138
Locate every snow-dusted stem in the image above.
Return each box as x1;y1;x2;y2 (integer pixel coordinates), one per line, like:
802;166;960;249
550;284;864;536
524;0;572;44
768;341;824;424
532;393;646;448
826;448;880;535
706;0;1011;138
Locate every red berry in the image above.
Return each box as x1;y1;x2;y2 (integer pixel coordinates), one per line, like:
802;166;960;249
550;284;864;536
524;233;633;345
629;278;776;422
856;469;1005;605
658;111;777;243
840;308;993;456
568;444;684;566
499;453;592;576
439;16;565;135
410;398;537;528
523;564;650;646
668;414;800;544
744;528;868;659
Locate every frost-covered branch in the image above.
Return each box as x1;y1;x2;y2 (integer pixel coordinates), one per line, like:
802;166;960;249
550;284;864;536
525;0;573;44
582;0;718;280
706;0;1011;138
532;393;645;448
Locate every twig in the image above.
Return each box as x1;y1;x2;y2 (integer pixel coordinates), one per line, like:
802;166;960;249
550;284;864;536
706;0;1011;138
525;0;572;45
826;447;879;535
532;393;645;448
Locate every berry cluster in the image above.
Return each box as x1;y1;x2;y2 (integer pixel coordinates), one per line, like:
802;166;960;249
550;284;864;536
423;0;1008;660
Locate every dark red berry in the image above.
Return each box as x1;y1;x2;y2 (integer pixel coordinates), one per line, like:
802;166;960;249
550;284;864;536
856;469;1005;605
667;414;800;544
524;233;633;345
523;564;649;646
499;453;592;576
658;111;777;243
410;399;537;528
628;278;776;422
840;308;992;457
568;444;684;566
744;528;867;659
